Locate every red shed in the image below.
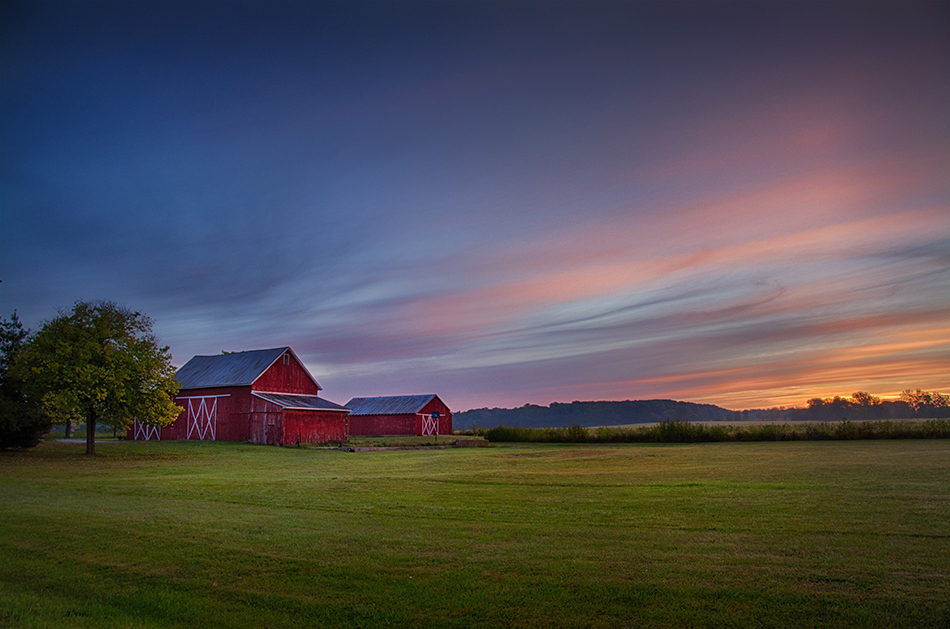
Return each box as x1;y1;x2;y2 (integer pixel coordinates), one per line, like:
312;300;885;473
132;347;349;446
344;395;452;436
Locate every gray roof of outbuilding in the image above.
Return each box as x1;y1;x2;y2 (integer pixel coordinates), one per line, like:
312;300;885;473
252;392;349;412
175;347;320;390
344;395;439;416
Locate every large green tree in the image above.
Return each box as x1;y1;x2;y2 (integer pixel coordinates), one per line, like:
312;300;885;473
0;312;50;449
14;301;182;454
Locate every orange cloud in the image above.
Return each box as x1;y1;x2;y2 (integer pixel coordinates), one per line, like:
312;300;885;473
528;317;950;410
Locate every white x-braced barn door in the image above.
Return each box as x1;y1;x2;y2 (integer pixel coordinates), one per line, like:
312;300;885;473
186;397;218;440
133;421;160;441
420;414;438;436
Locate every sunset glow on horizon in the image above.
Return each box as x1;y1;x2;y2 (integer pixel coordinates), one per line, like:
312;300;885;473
2;1;947;411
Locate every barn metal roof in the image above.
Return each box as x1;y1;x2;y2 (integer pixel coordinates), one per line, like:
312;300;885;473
344;395;439;416
175;347;321;390
251;392;349;412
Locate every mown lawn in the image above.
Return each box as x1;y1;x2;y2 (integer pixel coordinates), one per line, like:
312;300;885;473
1;439;948;628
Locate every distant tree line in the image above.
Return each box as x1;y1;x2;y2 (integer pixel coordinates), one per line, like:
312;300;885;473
456;390;949;430
456;399;740;430
787;390;949;422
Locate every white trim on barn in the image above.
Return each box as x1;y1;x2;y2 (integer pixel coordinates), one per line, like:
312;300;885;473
176;395;233;399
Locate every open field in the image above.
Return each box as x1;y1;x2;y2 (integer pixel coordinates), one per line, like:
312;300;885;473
1;440;948;628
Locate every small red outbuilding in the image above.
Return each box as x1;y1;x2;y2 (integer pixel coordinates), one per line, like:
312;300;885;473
132;347;349;446
344;395;452;436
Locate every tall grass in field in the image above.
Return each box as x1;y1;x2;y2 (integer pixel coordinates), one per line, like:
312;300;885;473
483;418;950;443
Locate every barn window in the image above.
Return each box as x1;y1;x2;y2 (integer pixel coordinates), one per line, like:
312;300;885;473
283;354;289;365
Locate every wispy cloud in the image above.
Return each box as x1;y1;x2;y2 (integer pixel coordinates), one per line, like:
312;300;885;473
2;1;946;410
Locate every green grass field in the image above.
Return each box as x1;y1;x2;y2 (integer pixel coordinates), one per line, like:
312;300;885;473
2;439;948;628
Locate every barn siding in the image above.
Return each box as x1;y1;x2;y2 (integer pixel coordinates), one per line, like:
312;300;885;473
252;352;320;395
151;386;255;442
246;392;284;445
349;414;416;436
137;386;348;445
281;409;347;445
246;394;347;445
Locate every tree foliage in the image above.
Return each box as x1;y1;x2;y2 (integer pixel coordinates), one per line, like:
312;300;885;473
790;389;946;421
900;389;950;417
851;391;882;407
14;301;181;454
0;312;50;449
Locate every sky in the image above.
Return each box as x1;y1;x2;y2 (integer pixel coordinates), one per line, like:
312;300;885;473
1;0;948;412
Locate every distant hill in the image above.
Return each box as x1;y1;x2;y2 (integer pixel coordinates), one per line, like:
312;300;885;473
455;400;741;430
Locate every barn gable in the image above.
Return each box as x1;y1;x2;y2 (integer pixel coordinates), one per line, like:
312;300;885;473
175;347;322;392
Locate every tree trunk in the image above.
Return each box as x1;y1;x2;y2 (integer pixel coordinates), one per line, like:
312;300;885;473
64;419;72;438
86;410;96;455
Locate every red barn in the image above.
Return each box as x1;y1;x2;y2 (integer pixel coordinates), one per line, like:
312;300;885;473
345;395;452;436
132;347;349;446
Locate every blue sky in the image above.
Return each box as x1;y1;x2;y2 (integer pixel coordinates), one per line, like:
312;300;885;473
2;0;948;411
